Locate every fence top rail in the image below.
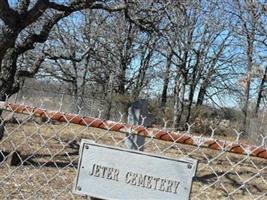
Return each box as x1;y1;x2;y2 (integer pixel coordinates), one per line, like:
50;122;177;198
0;101;266;160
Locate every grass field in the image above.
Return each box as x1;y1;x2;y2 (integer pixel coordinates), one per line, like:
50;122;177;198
0;118;266;200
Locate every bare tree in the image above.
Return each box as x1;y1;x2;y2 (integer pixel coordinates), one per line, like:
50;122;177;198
131;33;158;101
229;0;260;132
255;7;267;115
0;0;126;101
0;0;126;165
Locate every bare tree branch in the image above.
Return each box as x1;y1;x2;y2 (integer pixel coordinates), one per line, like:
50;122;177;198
17;0;30;14
17;56;45;77
22;0;49;28
17;12;67;54
0;0;20;26
48;1;125;13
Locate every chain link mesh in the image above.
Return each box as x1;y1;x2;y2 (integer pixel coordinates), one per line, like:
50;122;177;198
0;98;266;200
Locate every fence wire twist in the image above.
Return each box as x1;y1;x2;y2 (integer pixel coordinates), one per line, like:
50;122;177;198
0;100;266;200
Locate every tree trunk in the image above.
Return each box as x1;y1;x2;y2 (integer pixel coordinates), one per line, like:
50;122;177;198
117;65;126;95
106;100;112;120
161;51;173;108
117;23;133;121
173;74;186;129
0;95;5;141
196;67;215;106
185;62;199;123
0;48;20;97
0;48;20;165
0;47;20;141
118;23;133;97
242;35;254;133
105;72;115;120
186;83;195;123
255;66;267;116
72;83;80;113
0;92;7;163
196;80;208;106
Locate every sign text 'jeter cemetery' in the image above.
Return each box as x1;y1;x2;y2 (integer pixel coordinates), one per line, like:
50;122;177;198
73;140;197;200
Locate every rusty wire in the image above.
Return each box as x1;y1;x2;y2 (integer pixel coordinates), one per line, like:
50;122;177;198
0;101;266;160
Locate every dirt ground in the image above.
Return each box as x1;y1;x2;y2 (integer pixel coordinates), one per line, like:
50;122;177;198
0;118;266;200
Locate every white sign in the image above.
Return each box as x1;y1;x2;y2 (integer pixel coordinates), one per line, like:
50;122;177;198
73;139;197;200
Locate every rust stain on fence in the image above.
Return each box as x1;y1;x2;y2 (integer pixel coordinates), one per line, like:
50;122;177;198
1;101;266;159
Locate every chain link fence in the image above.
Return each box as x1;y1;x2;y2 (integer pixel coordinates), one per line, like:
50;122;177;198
0;97;267;200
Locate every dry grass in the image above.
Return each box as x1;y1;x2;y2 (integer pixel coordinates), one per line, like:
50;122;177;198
0;119;266;200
